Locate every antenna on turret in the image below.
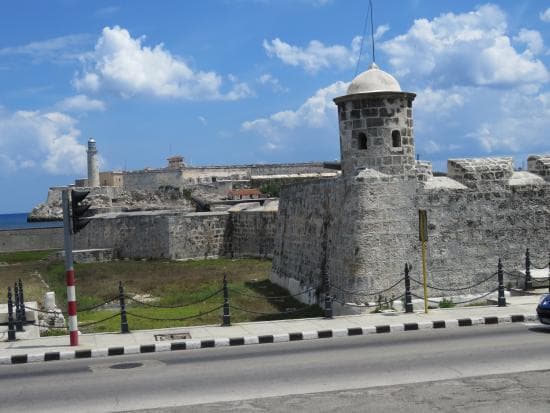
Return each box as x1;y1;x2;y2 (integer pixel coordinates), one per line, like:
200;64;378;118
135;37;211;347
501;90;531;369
354;0;376;77
370;0;375;64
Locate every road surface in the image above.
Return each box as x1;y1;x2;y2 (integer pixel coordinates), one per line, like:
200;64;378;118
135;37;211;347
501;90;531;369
1;323;549;412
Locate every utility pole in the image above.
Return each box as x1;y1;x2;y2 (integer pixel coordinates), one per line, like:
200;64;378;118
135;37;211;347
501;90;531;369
419;210;429;314
62;189;78;346
62;188;91;346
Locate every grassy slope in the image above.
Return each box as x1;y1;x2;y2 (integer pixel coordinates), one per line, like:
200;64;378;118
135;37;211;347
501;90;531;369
40;258;321;333
0;250;58;305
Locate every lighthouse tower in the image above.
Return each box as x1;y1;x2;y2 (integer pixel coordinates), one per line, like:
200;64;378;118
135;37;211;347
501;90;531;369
333;63;416;176
87;138;100;187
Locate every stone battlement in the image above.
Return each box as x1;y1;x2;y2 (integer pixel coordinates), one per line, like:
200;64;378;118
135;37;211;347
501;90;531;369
528;155;550;181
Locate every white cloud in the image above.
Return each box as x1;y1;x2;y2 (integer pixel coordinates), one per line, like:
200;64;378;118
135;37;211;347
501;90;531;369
263;37;361;73
57;94;106;112
263;24;391;74
381;4;548;87
0;108;86;174
257;73;288;93
540;8;550;22
74;26;252;100
242;81;348;144
514;28;545;55
467;91;550;153
198;116;207;125
374;25;390;41
414;87;465;114
0;34;92;62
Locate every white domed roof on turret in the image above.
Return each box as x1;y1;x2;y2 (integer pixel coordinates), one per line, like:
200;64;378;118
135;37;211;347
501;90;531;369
347;63;401;94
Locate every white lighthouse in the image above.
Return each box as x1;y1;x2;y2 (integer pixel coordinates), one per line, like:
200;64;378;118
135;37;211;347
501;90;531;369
87;138;100;187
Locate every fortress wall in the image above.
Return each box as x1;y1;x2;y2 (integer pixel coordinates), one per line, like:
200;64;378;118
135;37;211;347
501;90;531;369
168;212;230;260
270;178;344;303
271;169;550;309
447;157;514;190
250;163;329;176
418;182;550;289
74;209;273;261
528;155;550;182
122;170;183;191
228;210;278;258
74;213;171;259
181;168;249;184
0;227;63;252
331;174;418;300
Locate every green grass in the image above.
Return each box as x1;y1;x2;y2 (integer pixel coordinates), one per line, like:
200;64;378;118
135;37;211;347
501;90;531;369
0;251;59;305
39;257;322;334
1;252;322;335
439;298;455;308
0;250;57;264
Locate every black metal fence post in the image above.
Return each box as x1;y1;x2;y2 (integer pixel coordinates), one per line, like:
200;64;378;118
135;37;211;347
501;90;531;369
525;248;533;291
119;281;129;333
7;287;16;341
14;282;23;332
323;268;333;319
18;279;26;324
404;263;413;313
222;274;231;326
497;258;506;307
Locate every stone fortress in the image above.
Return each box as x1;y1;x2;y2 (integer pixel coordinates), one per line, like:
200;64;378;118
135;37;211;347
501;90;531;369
269;63;550;312
29;137;339;260
24;63;550;315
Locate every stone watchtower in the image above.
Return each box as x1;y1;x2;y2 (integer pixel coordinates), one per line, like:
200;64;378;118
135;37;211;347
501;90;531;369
334;63;416;176
87;138;100;187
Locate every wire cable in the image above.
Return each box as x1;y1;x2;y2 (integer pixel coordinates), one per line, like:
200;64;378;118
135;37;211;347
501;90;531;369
331;277;405;297
409;272;497;292
125;305;223;322
125;288;223;309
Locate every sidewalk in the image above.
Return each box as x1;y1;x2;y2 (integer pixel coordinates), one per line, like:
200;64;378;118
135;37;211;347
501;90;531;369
0;294;544;365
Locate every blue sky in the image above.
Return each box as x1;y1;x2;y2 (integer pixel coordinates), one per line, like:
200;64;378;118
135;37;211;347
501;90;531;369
0;0;549;213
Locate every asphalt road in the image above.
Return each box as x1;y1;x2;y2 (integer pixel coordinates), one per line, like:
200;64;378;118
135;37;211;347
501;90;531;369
1;323;549;412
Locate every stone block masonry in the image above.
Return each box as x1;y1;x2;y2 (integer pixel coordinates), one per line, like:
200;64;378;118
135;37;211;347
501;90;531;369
270;159;550;311
528;155;550;182
228;207;278;259
335;92;416;176
0;228;63;253
73;205;279;261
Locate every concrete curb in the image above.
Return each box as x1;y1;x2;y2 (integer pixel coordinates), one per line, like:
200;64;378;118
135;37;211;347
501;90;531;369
0;313;538;365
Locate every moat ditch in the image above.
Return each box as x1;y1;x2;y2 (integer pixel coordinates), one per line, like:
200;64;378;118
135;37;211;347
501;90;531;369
0;251;322;334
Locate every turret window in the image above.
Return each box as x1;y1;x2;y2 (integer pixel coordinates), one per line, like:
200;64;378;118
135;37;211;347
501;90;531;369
358;132;368;150
392;130;401;148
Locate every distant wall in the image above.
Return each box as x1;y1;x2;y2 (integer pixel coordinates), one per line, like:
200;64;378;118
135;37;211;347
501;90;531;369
229;209;278;258
250;162;329;176
0;228;63;253
74;208;277;260
168;212;230;260
74;212;172;259
122;170;183;191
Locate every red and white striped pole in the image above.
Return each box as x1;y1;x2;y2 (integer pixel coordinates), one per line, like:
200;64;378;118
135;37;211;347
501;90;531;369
62;189;79;346
66;267;78;345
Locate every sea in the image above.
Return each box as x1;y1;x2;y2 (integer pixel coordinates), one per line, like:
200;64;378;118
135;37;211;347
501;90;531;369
0;213;63;230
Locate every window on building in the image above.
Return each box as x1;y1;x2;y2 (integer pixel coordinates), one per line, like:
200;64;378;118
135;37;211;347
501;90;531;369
392;130;401;147
358;132;368;150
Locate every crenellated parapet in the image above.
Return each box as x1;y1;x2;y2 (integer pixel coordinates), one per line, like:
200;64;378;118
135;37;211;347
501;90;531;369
447;157;514;190
528;155;550;182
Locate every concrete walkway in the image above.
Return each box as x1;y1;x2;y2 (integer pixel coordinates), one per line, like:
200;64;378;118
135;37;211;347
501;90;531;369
0;293;545;364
